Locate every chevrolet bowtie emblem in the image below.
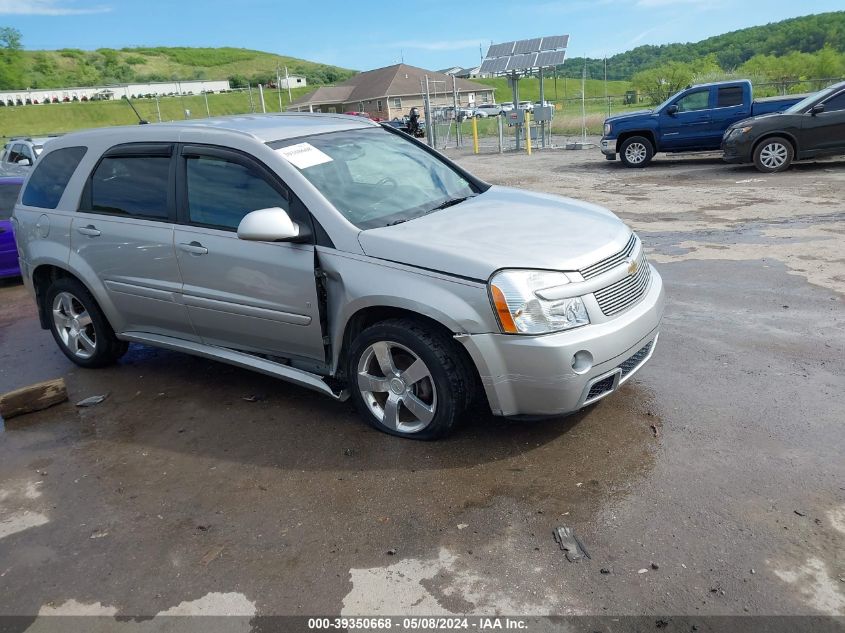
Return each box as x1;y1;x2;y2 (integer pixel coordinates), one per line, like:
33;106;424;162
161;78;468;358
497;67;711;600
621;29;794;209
627;259;639;276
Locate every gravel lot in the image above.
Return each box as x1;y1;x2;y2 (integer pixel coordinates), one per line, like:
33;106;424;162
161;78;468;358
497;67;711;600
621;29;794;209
1;143;843;630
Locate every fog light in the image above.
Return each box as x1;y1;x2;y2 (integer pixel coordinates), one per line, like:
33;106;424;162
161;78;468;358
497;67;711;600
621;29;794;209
571;350;593;374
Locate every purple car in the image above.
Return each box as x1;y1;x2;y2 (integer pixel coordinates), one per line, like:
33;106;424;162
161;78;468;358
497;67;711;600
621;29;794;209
0;176;24;278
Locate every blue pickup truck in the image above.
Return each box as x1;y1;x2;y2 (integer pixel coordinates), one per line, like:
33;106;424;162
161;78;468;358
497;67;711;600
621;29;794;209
600;80;805;167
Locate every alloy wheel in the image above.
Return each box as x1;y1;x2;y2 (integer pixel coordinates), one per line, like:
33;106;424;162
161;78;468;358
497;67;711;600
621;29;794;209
52;291;96;359
625;142;647;164
357;341;437;434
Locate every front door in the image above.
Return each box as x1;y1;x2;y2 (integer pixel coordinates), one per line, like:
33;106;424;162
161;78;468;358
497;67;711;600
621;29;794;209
0;180;22;276
801;89;845;155
659;87;713;151
72;143;194;339
173;145;325;362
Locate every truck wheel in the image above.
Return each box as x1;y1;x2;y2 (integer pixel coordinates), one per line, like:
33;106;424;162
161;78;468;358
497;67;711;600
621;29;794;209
45;277;128;368
620;136;654;168
753;137;793;173
347;319;474;440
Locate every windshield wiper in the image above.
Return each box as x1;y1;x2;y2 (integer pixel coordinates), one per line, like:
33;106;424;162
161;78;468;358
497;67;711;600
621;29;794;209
427;195;476;213
383;195;477;228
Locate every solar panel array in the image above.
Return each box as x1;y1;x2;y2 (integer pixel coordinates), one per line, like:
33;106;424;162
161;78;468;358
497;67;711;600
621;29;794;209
482;34;569;75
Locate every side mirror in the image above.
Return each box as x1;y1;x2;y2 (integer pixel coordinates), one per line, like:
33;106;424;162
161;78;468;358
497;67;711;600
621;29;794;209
666;104;679;116
810;103;825;116
237;207;301;242
16;158;31;166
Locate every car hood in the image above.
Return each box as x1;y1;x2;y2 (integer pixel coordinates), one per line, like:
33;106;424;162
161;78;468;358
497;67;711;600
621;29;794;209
605;109;654;125
729;112;793;129
357;186;631;281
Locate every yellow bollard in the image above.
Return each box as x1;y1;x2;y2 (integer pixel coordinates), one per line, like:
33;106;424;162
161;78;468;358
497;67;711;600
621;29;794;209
525;111;532;156
472;116;479;154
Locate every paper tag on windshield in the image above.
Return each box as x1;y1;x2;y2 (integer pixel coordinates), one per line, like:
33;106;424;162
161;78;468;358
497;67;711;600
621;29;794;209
276;143;332;169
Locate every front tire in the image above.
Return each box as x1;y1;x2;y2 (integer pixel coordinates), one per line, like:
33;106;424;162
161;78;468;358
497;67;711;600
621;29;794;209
45;277;128;368
753;137;793;173
619;136;654;168
347;319;474;440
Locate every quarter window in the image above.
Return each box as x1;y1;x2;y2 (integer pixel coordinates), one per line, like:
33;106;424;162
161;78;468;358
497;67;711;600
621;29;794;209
717;86;744;108
186;156;288;230
90;155;171;219
675;90;710;112
21;146;87;209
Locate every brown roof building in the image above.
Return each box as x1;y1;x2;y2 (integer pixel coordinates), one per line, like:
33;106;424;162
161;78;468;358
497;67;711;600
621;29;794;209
289;63;494;120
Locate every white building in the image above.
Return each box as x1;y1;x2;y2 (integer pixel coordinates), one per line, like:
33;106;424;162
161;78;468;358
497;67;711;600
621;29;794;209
0;79;231;106
278;75;306;90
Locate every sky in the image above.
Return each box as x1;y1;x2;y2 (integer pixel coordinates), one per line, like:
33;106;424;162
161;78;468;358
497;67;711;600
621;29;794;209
1;0;842;71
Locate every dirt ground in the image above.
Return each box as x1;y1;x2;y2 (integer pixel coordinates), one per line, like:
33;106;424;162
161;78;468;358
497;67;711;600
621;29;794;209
0;143;843;631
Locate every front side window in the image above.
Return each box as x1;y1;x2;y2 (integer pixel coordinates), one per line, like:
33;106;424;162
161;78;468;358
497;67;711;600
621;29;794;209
0;182;23;219
270;128;477;229
19;145;34;162
9;144;23;163
89;155;170;219
21;146;87;209
186;156;288;230
675;90;710;112
821;91;845;113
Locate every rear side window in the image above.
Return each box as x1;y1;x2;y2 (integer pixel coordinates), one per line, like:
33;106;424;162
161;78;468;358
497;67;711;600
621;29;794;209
186;155;288;230
21;146;87;209
89;156;170;219
0;182;22;219
717;87;744;108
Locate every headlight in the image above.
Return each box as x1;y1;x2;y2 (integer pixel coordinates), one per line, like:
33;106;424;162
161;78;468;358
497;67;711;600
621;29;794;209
489;270;590;335
729;126;752;137
603;123;611;136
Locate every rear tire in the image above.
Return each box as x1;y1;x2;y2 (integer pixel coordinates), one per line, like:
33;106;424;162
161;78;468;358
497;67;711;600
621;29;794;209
347;319;474;440
45;277;128;368
619;136;654;168
753;137;793;173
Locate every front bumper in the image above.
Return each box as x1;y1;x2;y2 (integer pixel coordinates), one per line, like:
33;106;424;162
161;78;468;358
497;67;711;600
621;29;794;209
458;266;665;417
721;134;753;164
600;137;617;157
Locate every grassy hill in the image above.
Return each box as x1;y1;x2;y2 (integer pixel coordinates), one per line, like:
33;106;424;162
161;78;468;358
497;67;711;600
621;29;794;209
16;46;356;90
562;11;845;80
470;76;631;103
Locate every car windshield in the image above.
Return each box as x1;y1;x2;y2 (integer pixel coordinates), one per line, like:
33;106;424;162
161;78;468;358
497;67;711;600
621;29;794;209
269;128;477;229
785;86;838;113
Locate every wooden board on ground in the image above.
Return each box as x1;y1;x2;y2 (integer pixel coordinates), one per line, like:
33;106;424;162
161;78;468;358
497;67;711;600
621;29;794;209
0;378;68;420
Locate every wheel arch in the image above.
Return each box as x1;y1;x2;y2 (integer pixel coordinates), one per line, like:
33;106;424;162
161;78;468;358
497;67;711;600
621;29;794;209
752;132;799;159
334;304;483;401
31;263;117;332
617;130;657;153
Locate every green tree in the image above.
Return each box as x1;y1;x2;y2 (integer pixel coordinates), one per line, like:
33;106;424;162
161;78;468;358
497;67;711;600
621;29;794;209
0;26;25;89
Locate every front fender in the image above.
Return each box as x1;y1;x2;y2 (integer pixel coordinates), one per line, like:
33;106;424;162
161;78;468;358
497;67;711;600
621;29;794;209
316;248;498;373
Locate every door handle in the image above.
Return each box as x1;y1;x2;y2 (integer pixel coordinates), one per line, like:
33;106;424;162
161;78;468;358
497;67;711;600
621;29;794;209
178;241;208;255
77;225;101;237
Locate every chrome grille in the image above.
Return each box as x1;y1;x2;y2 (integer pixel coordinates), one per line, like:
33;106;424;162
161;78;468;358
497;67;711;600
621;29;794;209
620;341;653;378
580;234;637;280
593;251;651;317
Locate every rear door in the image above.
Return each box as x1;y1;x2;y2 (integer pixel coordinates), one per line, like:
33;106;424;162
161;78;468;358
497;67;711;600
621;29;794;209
801;89;845;155
658;87;713;150
709;85;748;143
172;144;325;361
73;143;194;339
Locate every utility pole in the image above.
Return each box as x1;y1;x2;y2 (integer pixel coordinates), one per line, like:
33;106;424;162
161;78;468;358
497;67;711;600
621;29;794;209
258;83;267;113
285;66;292;103
452;74;460;148
203;84;210;118
247;83;255;113
276;63;283;112
155;94;162;122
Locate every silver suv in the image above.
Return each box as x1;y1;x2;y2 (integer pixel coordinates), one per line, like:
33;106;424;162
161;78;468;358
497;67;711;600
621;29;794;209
1;137;49;176
13;114;664;439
